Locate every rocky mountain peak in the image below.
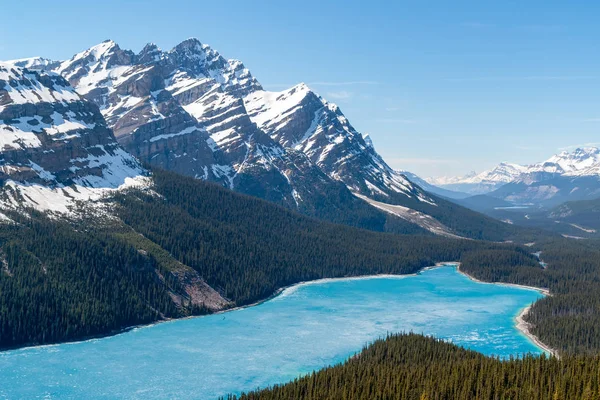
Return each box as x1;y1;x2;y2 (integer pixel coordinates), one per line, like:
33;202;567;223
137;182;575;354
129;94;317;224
172;38;205;53
0;62;146;214
137;43;163;64
5;38;436;215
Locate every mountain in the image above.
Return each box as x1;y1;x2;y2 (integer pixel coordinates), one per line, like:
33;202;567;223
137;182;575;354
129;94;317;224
429;148;600;206
428;163;529;195
13;40;449;232
547;197;600;236
7;39;543;241
542;147;600;177
488;174;600;207
49;40;430;204
0;61;146;214
484;196;600;239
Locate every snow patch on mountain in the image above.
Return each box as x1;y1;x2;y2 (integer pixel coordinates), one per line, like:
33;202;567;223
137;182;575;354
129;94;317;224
354;193;463;238
0;62;79;107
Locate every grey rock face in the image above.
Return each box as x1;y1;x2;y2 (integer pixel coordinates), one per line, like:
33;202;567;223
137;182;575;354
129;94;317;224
46;39;359;210
0;62;145;214
16;38;432;216
0;63;142;187
244;84;430;202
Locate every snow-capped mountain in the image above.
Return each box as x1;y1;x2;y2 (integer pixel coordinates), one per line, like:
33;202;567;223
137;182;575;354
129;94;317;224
538;147;600;177
429;148;600;205
4;38;531;240
428;163;529;195
244;83;429;202
0;62;146;214
18;39;432;211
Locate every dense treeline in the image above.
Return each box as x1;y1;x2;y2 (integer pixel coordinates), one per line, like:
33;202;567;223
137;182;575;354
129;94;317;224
526;239;600;354
112;170;539;306
0;213;179;349
228;333;600;400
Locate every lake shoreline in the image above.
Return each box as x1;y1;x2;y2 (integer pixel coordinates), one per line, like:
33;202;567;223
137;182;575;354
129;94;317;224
454;263;558;358
1;262;554;358
0;270;423;353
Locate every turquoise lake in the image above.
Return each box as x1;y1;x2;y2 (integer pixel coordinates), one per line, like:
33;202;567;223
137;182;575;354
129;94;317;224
0;265;545;399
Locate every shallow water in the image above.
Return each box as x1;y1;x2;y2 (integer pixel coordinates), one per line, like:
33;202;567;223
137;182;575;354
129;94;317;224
0;265;544;399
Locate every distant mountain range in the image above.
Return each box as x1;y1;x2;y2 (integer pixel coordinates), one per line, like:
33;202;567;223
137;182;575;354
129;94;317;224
427;147;600;207
1;38;528;240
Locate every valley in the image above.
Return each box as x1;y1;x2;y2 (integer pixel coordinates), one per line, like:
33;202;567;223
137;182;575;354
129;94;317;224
0;7;599;398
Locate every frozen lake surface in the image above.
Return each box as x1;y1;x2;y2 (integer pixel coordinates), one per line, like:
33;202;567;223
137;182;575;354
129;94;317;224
0;265;545;399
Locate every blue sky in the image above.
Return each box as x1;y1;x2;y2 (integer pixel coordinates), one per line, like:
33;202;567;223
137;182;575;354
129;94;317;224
1;0;598;177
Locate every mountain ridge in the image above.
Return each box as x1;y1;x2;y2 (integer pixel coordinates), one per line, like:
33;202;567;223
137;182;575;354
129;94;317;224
427;147;600;205
3;38;540;241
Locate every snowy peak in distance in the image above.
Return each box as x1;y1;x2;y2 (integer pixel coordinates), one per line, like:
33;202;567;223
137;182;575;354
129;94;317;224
0;62;146;214
542;147;600;176
428;147;600;196
429;162;526;187
6;57;60;70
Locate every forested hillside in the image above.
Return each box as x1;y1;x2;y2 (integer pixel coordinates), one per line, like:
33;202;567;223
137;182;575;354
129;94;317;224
113;170;541;305
229;333;600;400
0;170;541;350
0;214;180;349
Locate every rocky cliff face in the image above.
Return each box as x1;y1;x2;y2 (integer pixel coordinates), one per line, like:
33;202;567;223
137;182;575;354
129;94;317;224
0;62;146;213
32;38;432;213
244;83;430;202
40;40;356;209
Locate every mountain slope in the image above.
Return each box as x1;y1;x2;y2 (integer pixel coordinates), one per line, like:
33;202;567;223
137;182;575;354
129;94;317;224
489;174;600;207
0;62;146;213
244;84;429;202
546;197;600;236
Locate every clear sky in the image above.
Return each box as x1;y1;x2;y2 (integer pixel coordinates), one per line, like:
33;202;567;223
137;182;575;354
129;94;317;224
1;0;598;178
